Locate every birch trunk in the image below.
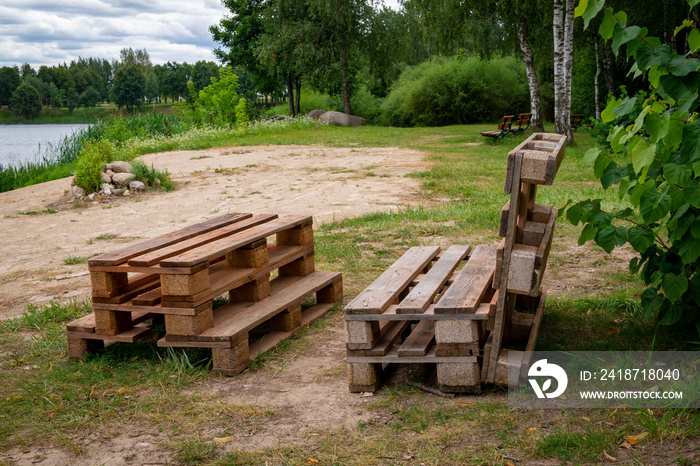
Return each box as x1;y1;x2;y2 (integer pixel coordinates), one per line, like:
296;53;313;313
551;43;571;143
553;0;567;135
517;19;544;131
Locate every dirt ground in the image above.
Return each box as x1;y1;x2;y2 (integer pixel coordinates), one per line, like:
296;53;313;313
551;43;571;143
0;144;426;321
0;143;653;465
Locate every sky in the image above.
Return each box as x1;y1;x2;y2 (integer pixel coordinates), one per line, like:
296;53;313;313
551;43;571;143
0;0;402;70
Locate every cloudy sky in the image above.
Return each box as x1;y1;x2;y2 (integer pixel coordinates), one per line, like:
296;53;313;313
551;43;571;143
0;0;402;70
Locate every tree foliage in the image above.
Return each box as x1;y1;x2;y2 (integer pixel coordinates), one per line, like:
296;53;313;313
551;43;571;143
10;82;42;119
0;66;21;108
570;0;700;336
112;65;146;113
191;67;243;126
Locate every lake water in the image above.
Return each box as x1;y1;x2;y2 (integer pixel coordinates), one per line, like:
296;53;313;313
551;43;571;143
0;124;91;169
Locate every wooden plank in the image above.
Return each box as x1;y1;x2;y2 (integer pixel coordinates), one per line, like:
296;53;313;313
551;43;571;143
167;272;341;342
160;215;312;268
434;245;496;314
345;246;440;314
91;272;158;299
132;288;162;306
89;213;252;266
347;346;477;364
68;325;151;343
87;262;210;275
363;320;410;356
92;278;162;305
128;214;277;267
396;245;470;314
397;320;434;357
66;314;96;333
344;304;489;321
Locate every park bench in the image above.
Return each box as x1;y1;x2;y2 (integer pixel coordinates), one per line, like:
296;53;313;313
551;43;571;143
511;113;532;136
480;115;514;142
67;213;342;375
344;132;566;393
570;114;583;131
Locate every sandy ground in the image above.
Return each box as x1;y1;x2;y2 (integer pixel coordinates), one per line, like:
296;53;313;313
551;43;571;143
0;144;427;321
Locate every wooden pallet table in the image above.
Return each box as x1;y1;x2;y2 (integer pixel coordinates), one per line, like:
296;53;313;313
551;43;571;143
67;213;343;374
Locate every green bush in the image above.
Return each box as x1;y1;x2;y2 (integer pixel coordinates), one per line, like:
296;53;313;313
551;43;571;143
73;140;137;193
130;160;176;191
378;56;529;127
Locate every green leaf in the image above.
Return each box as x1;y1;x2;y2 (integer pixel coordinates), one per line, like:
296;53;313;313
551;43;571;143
691;219;700;238
609;126;626;151
645;112;669;143
679;236;700;264
628;226;655;253
662;273;688;303
601;98;620;123
640;188;672;223
641;286;664;317
667;56;700;77
596;225;628;253
675;19;693;36
629;105;650;135
579;223;598;245
601;166;627;189
613;96;638;118
689;0;700;7
574;0;589;17
631;139;657;173
612;25;641;54
681;120;700;161
618;178;632;199
663;163;692;186
630;183;646;206
677;91;699;115
658;72;700;102
599;8;617;41
567;203;583;225
594;151;612;177
582;147;601;164
636;44;672;70
664;117;684;150
668;203;690;230
693;161;700;177
580;0;604;29
684;178;700;207
689;28;700;53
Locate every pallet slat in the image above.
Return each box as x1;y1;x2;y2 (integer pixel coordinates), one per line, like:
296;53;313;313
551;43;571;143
397;320;434;357
434;245;496;314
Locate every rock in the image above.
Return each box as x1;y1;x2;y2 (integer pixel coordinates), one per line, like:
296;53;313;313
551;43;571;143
319;111;367;127
106;161;133;173
112;188;124;196
307;109;327;120
105;169;116;177
88;193;96;200
101;172;112;184
71;186;85;199
100;183;112;195
128;181;146;193
123;189;131;197
153;178;161;187
112;172;135;186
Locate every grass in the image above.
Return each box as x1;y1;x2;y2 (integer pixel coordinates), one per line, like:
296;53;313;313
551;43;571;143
1;123;699;464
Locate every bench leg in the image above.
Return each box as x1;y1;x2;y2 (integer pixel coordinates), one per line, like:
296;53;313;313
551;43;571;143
67;338;104;360
348;363;382;393
212;338;250;376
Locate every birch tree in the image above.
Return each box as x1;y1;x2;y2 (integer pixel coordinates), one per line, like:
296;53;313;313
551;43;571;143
553;0;574;142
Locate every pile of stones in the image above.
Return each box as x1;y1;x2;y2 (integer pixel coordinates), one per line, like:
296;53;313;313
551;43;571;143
68;161;154;201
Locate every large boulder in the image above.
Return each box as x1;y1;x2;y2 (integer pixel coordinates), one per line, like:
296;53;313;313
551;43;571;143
307;109;327;120
101;172;112;184
319;111;367;127
106;161;133;173
112;172;136;186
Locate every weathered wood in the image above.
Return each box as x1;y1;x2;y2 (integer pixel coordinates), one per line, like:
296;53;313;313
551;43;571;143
127;214;276;267
434;245;496;314
160;215;312;268
505;133;566;192
347;347;477;364
396;245;470;314
397;320;434;357
89;213;252;266
345;246;440;314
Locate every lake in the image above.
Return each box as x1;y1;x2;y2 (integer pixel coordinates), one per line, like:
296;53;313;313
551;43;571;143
0;124;91;169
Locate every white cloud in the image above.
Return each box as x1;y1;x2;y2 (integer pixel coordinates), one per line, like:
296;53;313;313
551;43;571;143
0;0;229;68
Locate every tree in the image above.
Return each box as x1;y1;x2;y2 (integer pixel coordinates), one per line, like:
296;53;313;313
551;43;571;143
66;87;79;115
20;63;36;80
112;65;146;112
145;72;159;104
192;67;242;125
553;0;575;142
10;82;42;119
0;66;21;108
80;86;101;116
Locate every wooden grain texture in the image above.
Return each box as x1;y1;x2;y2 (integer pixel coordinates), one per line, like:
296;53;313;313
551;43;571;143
347;347;477;364
433;245;496;314
344;246;440;314
89;213;252;266
397;320;434;357
127;214;277;267
160;215;312;268
396;245;470;314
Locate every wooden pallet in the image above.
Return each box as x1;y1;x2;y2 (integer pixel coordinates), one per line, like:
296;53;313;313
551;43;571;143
67;213;343;369
344;245;495;393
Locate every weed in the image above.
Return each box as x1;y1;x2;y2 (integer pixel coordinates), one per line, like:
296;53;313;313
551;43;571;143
173;437;217;465
62;255;90;265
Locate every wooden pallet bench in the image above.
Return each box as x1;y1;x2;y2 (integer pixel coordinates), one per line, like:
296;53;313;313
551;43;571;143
345;245;497;393
67;213;343;372
345;132;566;393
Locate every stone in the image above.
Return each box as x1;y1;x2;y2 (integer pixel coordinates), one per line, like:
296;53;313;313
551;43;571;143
319;111;367;127
106;161;133;173
123;189;131;197
100;183;112;195
71;186;86;199
87;193;96;200
101;172;112;184
112;188;124;196
307;109;327;119
112;172;135;186
105;169;116;177
128;181;146;192
153;178;161;187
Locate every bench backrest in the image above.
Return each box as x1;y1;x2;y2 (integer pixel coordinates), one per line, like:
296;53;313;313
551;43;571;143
498;115;515;131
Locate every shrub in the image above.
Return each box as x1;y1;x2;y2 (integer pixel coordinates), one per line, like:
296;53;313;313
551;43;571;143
378;56;529;127
235;98;249;127
73;140;136;193
130;160;176;191
10;82;42;119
